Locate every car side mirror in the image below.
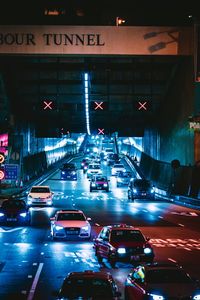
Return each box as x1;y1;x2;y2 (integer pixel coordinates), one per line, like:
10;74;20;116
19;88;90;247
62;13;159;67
146;237;150;241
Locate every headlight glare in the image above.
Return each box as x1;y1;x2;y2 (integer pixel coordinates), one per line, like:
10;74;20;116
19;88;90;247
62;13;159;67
144;247;152;254
82;225;89;231
0;212;4;217
20;212;27;217
55;225;63;230
193;295;200;300
117;247;126;254
149;293;164;300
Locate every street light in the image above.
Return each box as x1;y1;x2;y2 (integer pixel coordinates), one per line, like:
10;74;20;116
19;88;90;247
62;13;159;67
116;16;125;26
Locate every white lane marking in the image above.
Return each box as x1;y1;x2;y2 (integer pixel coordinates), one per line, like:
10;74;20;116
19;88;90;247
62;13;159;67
168;258;177;263
28;275;33;278
27;263;44;300
33;263;37;266
178;223;185;227
0;227;23;233
171;211;198;217
158;216;163;219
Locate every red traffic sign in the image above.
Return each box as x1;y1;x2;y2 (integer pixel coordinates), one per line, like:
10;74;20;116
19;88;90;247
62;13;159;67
0;169;5;180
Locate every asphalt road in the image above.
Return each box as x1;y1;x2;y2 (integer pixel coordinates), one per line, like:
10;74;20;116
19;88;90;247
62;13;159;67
0;156;200;300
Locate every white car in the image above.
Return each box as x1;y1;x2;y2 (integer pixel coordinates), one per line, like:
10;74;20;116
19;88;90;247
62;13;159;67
27;185;54;206
86;163;102;178
50;209;91;240
111;163;126;176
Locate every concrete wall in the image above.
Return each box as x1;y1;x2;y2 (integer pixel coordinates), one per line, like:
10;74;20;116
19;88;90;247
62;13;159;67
158;57;195;166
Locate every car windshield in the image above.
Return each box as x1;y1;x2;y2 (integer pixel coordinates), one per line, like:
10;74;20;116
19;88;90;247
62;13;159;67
30;187;50;193
113;164;124;168
134;180;151;188
94;176;107;181
57;213;86;221
63;164;75;169
89;165;100;169
60;278;113;298
146;269;194;284
2;200;26;209
118;172;131;178
111;230;145;242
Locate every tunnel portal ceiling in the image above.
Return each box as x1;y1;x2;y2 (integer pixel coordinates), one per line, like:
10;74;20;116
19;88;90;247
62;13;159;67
1;55;183;137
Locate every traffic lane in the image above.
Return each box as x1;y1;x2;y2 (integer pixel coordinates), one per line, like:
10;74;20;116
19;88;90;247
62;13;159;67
1;225;200;299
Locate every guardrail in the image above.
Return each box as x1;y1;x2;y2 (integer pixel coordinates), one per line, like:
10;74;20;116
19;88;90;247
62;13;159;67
124;154;200;209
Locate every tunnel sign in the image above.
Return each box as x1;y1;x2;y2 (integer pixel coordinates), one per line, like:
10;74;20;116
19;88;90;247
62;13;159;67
4;164;19;180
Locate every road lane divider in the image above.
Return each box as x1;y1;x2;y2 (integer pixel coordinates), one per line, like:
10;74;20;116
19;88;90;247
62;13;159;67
27;262;44;300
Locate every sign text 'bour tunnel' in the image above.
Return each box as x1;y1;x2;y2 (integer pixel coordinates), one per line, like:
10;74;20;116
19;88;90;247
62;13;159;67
0;33;105;47
0;26;192;55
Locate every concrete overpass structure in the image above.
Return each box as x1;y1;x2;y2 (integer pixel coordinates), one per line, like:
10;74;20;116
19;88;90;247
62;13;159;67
0;24;199;196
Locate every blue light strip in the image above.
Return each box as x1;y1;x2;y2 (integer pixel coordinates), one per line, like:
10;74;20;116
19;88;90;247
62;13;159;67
84;73;91;135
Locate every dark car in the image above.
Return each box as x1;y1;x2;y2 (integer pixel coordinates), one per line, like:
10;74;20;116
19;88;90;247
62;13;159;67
127;178;155;201
116;171;132;187
60;163;77;180
0;199;31;225
55;270;121;299
89;175;110;192
124;261;200;300
94;224;154;267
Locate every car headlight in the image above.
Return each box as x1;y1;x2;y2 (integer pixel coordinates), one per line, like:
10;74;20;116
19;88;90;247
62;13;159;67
91;183;96;187
81;225;89;231
193;295;200;300
144;247;152;254
27;200;32;204
133;188;137;193
151;188;155;193
0;212;5;217
149;293;164;300
71;171;76;175
117;247;126;254
103;183;108;187
20;212;27;217
55;225;63;230
62;171;65;174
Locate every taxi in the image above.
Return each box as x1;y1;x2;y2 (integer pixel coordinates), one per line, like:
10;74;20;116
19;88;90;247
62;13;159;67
93;224;154;267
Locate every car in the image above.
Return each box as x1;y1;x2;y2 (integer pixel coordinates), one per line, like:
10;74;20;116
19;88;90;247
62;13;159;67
54;270;121;299
86;163;102;178
0;199;31;225
93;224;154;267
27;185;54;206
107;153;120;166
50;209;91;240
116;171;132;187
81;157;90;169
124;261;200;300
60;162;77;180
111;163;126;176
89;175;110;192
127;179;155;201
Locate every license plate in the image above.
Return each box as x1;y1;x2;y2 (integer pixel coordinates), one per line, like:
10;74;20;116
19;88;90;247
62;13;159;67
7;218;17;221
66;231;79;235
97;187;102;189
131;255;140;261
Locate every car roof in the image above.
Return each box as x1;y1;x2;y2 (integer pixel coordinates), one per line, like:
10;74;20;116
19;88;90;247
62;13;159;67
66;270;113;280
56;209;84;214
31;185;50;188
140;261;181;271
105;224;140;231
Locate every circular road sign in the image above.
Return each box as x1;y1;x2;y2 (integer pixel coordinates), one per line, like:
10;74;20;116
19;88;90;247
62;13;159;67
0;169;5;180
0;153;5;164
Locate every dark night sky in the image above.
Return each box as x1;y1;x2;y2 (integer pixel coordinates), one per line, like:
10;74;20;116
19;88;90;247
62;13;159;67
0;0;199;26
